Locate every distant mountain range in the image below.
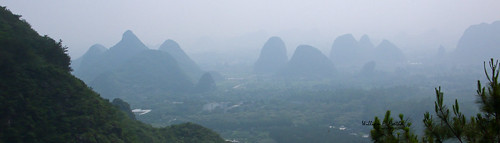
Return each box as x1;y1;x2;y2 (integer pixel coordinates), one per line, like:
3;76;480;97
329;34;406;70
253;35;406;78
72;30;214;100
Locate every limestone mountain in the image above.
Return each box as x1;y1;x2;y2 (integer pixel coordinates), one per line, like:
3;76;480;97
329;34;375;70
102;30;149;71
279;45;335;78
195;72;217;93
159;39;203;80
358;35;375;64
84;44;107;57
108;30;149;57
90;50;194;100
73;31;198;100
453;21;500;64
71;44;107;72
373;40;406;66
254;36;288;74
330;34;360;65
73;30;149;83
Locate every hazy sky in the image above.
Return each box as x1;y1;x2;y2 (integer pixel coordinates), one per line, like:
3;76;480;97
1;0;500;59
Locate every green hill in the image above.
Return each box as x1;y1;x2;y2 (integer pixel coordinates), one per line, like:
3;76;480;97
0;6;225;143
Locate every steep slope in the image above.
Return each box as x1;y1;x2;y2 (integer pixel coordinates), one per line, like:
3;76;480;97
159;39;203;80
0;6;224;143
279;45;335;78
80;44;107;61
112;98;136;120
108;30;149;56
254;36;288;74
90;50;194;100
453;21;500;64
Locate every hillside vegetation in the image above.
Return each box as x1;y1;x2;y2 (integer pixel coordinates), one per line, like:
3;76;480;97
0;6;225;143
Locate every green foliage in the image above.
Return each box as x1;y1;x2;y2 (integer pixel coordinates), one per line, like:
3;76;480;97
112;98;136;120
0;6;225;143
370;111;418;143
163;122;226;143
372;58;500;143
422;59;500;143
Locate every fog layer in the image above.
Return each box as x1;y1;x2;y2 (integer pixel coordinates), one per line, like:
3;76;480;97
2;0;500;61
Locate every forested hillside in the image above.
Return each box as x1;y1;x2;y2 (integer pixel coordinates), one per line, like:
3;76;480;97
0;6;225;143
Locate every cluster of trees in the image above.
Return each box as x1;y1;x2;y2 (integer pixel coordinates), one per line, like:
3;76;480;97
371;59;500;142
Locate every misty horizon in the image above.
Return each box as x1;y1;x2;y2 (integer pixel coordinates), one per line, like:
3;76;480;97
2;0;500;61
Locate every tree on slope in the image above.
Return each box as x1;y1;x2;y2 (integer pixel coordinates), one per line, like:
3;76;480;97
371;58;500;143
